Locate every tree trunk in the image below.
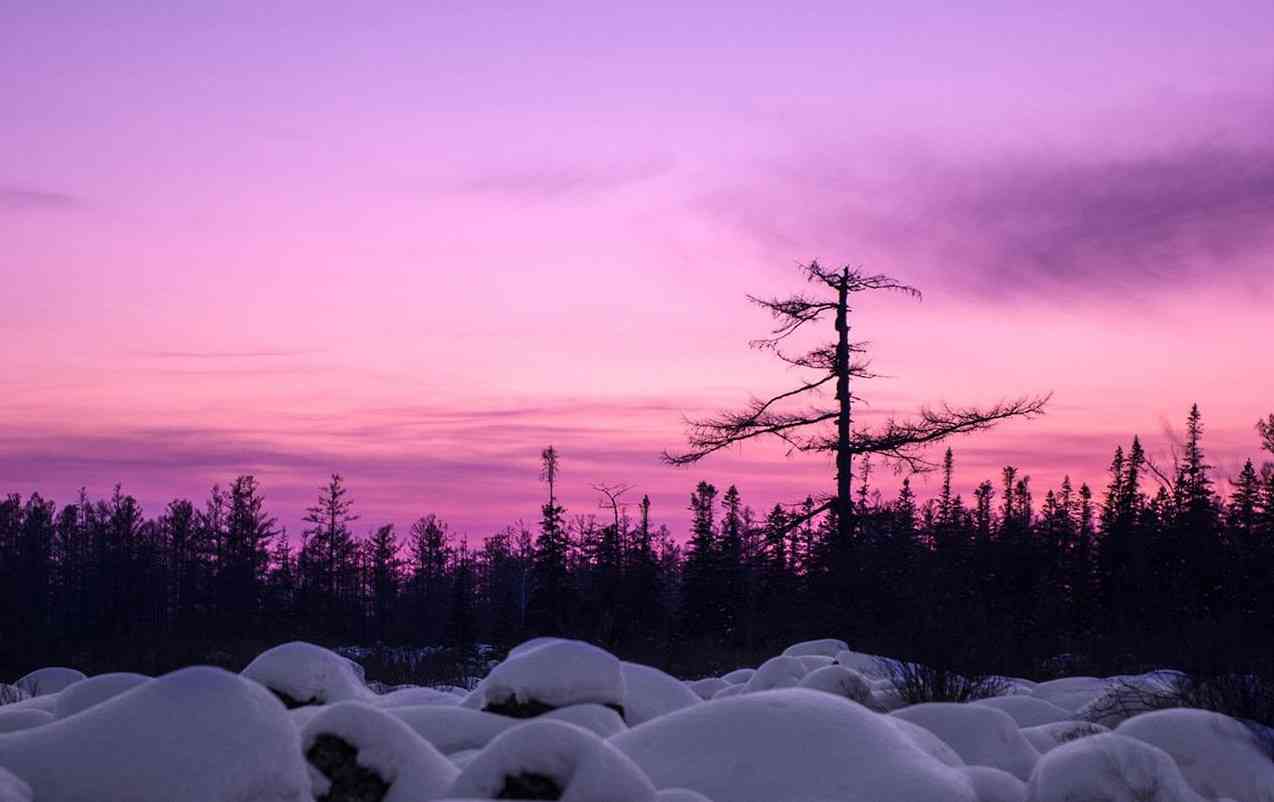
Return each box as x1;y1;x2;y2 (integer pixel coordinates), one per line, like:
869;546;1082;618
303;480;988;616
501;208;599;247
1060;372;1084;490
835;268;853;547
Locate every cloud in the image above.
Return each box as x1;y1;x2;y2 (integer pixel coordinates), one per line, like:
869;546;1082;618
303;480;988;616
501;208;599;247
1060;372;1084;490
0;185;79;213
456;159;672;202
702;92;1274;301
137;349;322;359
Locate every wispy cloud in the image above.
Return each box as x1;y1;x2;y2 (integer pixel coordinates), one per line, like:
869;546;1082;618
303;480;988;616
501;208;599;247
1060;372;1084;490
456;159;672;202
0;185;80;213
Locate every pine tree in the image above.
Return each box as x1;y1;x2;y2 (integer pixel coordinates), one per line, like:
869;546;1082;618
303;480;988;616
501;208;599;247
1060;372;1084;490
366;524;401;642
302;474;359;636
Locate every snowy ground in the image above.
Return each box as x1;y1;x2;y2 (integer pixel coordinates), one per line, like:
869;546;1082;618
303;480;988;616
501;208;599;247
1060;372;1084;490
1;638;1271;802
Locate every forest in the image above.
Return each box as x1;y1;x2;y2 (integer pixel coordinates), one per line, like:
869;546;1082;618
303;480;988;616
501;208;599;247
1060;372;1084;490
3;405;1272;690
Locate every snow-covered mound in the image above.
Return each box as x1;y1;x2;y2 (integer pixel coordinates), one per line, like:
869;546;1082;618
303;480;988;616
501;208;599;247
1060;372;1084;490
52;672;150;719
781;638;849;658
972;695;1073;727
373;686;463;708
798;664;876;707
1024;732;1205;802
1115;708;1274;802
620;662;700;725
389;706;517;755
653;789;713;802
0;709;53;735
959;765;1026;802
720;668;754;685
449;719;656;802
0;767;31;802
543;703;629;737
612;688;978;802
301;701;459;802
743;656;809;692
465;639;625;717
14;668;84;698
1027;676;1110;712
242;641;373;708
834;649;898;678
891;702;1041;780
1020;720;1109;753
684;677;728;700
0;666;309;802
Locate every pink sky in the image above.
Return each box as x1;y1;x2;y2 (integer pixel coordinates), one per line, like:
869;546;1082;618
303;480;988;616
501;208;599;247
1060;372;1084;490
3;1;1273;538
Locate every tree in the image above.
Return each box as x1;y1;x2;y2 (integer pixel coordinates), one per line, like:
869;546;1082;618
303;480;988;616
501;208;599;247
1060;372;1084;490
664;261;1049;556
530;446;574;634
366;524;401;642
302;474;359;634
1257;414;1274;457
408;513;452;642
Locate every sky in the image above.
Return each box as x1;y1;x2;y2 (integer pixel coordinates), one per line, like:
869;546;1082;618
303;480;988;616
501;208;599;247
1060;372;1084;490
3;1;1273;540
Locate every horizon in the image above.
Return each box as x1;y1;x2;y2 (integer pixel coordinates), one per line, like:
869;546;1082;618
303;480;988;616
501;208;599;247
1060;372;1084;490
4;1;1273;539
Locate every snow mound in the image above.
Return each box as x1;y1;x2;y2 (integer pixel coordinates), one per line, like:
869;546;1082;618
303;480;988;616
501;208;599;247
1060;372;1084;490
744;656;809;692
1075;675;1178;727
782;639;849;658
373;687;463;708
389;706;517;755
721;668;754;685
1028;676;1110;712
798;665;876;707
1024;732;1204;802
886;715;967;767
1115;708;1274;802
960;766;1026;802
654;789;713;802
507;636;564;658
14;668;84;698
833;649;898;678
620;662;700;725
972;696;1073;727
685;678;728;700
242;641;372;708
543;704;628;738
301;701;459;802
1020;721;1109;753
711;684;746;700
53;672;150;719
612;688;977;802
0;709;53;734
0;666;309;802
467;640;625;717
449;719;656;802
797;655;836;672
892;702;1040;780
0;767;31;802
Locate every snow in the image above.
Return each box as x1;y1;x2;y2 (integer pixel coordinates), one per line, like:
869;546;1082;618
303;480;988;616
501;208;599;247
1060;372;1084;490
891;702;1041;780
886;715;967;767
959;766;1027;802
13;668;84;698
743;656;809;692
373;686;464;708
620;662;701;725
466;639;625;714
0;709;53;735
1024;732;1205;802
389;706;517;755
971;695;1074;727
1076;674;1179;727
711;684;746;699
1027;676;1110;713
781;638;849;658
1115;708;1274;802
720;668;755;685
241;641;373;707
798;664;877;707
654;790;714;802
1020;720;1109;753
449;719;656;802
0;768;30;802
53;672;150;719
543;703;629;737
685;677;728;700
612;688;978;802
797;654;836;672
833;649;899;678
0;666;309;802
300;700;459;802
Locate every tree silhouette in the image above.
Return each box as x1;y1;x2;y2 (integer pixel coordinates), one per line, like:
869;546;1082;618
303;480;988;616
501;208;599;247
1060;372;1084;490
664;261;1050;552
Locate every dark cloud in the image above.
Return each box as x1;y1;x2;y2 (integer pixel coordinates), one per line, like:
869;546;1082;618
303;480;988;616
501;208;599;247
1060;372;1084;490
0;185;79;213
704;95;1274;300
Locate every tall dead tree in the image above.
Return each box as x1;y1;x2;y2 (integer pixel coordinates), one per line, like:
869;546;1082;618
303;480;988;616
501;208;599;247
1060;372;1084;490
663;261;1050;549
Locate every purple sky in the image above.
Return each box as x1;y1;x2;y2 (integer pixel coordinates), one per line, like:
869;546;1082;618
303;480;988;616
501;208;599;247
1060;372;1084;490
3;1;1273;539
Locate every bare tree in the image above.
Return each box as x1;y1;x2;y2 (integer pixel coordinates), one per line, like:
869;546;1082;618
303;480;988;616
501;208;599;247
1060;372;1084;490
1258;414;1274;457
663;261;1050;548
540;446;561;508
592;483;634;536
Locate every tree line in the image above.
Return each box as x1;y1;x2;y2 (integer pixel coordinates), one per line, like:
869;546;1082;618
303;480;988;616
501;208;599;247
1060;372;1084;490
2;406;1272;679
